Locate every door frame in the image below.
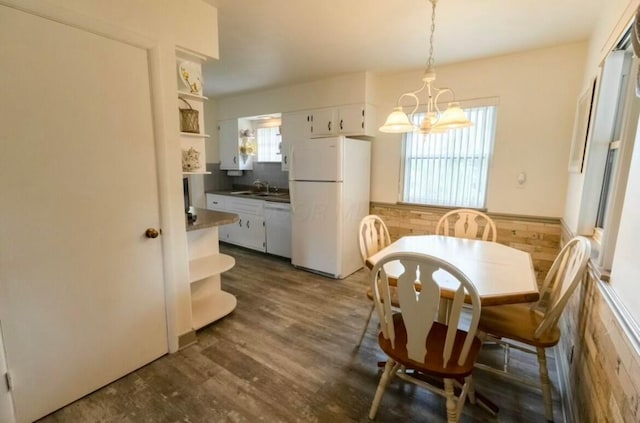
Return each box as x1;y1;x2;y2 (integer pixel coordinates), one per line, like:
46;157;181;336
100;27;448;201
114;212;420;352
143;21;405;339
0;0;189;353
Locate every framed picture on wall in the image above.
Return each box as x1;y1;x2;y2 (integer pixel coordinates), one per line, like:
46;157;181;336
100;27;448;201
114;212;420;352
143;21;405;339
568;79;596;173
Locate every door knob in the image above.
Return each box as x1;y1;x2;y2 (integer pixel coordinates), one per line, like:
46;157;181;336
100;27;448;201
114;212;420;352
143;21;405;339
145;228;160;238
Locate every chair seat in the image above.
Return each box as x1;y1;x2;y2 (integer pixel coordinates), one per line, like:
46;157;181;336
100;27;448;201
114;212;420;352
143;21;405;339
478;303;561;348
378;314;482;378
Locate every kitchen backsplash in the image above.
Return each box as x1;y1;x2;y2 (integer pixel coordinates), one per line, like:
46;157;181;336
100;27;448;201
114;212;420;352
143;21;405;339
204;162;289;192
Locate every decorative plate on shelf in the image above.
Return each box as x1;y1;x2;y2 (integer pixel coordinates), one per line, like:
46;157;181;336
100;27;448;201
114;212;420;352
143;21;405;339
178;60;203;95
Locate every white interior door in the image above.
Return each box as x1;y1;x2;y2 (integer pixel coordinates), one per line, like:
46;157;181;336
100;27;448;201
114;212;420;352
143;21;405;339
0;6;168;422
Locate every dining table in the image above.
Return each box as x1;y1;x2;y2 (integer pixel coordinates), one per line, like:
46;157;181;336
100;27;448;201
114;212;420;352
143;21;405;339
365;234;540;306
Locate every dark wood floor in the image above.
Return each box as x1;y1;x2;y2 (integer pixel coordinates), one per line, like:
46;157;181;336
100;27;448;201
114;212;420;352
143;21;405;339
39;244;562;422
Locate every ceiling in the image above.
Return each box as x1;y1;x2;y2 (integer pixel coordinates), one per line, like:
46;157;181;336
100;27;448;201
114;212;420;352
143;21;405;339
203;0;603;98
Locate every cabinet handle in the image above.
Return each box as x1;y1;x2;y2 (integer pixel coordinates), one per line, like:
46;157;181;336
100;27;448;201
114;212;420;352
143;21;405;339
283;155;287;164
233;156;237;164
238;219;242;227
328;121;331;132
247;220;250;229
340;119;343;130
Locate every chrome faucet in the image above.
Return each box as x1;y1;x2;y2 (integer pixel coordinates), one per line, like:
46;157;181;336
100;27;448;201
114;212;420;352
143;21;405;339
253;179;269;193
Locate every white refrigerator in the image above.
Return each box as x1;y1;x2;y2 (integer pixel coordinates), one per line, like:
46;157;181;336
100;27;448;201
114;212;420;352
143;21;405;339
289;136;371;279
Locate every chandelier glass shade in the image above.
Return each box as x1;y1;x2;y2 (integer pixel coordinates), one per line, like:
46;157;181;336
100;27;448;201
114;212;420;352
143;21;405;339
379;0;472;134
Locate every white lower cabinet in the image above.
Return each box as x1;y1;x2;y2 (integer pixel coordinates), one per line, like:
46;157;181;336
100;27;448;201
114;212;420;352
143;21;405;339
229;212;266;251
206;194;291;256
208;195;267;252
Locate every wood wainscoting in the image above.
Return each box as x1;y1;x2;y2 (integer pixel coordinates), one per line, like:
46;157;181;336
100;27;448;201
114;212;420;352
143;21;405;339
370;202;562;287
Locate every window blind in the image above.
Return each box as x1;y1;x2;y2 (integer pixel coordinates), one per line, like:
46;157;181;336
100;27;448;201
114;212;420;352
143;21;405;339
402;106;497;208
256;126;281;162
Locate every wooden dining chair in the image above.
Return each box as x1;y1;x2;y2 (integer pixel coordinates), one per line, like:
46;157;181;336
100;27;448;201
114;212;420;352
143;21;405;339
356;215;392;348
475;236;591;422
368;252;483;423
436;209;497;242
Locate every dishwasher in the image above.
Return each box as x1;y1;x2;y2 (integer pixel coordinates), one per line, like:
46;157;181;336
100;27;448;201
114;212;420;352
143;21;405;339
264;202;292;258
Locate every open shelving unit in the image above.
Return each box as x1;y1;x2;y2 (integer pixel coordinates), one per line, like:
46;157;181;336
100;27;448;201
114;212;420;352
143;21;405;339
186;223;237;330
177;49;209;175
188;253;235;284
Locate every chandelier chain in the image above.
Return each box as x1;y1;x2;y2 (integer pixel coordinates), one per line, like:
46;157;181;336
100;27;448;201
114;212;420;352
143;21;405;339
427;0;436;69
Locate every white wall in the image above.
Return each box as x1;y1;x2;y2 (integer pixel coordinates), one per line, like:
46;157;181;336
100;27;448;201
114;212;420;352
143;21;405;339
216;71;368;120
215;43;587;218
41;0;218;58
374;43;587;216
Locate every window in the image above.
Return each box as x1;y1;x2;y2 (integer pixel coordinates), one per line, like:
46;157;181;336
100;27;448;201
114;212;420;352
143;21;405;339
401;105;497;208
595;45;633;232
256;125;281;162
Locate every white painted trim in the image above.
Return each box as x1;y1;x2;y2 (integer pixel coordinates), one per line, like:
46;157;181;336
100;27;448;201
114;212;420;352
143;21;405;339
554;341;576;423
598;281;640;356
0;0;185;353
0;0;154;49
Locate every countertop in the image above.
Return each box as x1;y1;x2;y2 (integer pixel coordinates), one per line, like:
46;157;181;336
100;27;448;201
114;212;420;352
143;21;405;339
185;207;239;232
206;190;290;204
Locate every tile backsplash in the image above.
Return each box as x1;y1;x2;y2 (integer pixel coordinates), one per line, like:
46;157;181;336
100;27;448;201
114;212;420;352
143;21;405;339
204;162;288;192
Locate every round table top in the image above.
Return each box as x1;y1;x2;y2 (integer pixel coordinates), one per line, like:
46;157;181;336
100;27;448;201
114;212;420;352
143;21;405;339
365;235;539;306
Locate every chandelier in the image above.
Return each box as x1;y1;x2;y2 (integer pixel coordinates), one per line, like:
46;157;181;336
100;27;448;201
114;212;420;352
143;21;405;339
379;0;472;134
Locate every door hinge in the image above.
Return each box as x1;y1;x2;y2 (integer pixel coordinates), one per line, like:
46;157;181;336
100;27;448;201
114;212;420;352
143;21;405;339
5;372;12;391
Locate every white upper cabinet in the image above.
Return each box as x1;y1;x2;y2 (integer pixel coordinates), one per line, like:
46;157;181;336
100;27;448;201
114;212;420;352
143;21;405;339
309;107;336;137
218;119;253;170
280;110;311;171
337;104;375;136
308;104;376;138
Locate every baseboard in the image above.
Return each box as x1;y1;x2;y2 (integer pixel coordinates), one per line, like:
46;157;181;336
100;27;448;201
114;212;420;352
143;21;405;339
178;330;197;350
554;342;576;423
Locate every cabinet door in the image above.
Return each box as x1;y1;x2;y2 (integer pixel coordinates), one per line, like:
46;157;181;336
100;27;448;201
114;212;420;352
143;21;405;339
281;111;311;171
338;104;366;135
218;119;239;170
226;213;243;245
243;215;266;252
310;108;336;138
228;212;265;251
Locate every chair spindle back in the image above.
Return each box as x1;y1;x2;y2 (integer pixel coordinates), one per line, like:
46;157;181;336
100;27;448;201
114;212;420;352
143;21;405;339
370;252;481;367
